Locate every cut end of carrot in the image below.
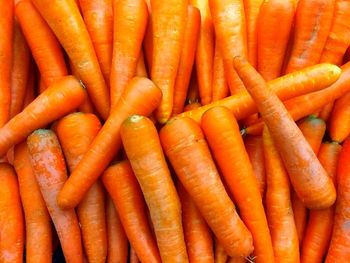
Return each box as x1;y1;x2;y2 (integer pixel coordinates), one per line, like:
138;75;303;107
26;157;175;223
127;115;145;123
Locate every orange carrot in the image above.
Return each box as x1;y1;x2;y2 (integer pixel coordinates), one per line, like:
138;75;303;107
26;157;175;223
187;70;200;104
129;247;139;263
214;238;228;263
57;77;161;209
184;102;202;112
329;91;350;143
212;39;229;101
227;256;247;263
136;51;148;77
143;12;153;72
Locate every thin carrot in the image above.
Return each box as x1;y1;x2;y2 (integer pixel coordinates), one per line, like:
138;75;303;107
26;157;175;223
214;238;228;263
212;39;229;101
233;57;336;209
0;76;86;157
13;142;52;263
22;64;36;108
110;0;148;107
160;116;253;258
0;163;24;263
329;90;350;143
32;0;110;119
129;247;139;263
136;51;148;77
102;161;161;263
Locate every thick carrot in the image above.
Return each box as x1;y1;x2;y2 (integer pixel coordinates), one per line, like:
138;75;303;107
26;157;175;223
110;0;148;107
301;142;342;263
23;65;36;108
27;129;83;263
160;116;253;257
178;182;214;262
136;51;148;77
121;115;188;262
233;57;336;209
56;112;107;263
257;0;295;81
329;91;350;143
214;238;228;263
15;0;68;88
0;76;86;157
172;5;200;115
13;142;52;263
201;107;273;262
212;39;229;101
190;0;214;105
0;163;24;263
102;161;161;263
57;77;161;209
32;0;110;119
151;0;187;123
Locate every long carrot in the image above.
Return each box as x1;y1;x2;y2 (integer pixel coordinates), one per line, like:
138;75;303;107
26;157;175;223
110;0;148;107
32;0;110;119
56;113;107;263
0;76;86;157
0;163;24;263
102;161;161;263
212;39;229;101
233;57;336;209
13;142;52;263
160;116;253;258
172;5;201;115
151;0;187;123
301;142;342;263
214;238;228;263
121;115;188;262
57;77;161;209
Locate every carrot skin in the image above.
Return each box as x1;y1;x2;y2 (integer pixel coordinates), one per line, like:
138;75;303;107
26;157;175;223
329;91;350;143
212;39;229;101
214;238;228;263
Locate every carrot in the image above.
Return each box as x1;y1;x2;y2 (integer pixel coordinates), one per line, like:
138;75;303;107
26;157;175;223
285;0;335;73
227;256;246;263
13;142;52;263
136;51;148;77
56;113;107;263
32;0;110;119
172;5;201;115
301;142;342;263
79;0;113;84
27;129;83;263
244;135;265;196
214;238;228;263
201;106;273;262
209;0;247;94
129;247;139;263
22;65;36;108
178;182;214;262
160;116;253;258
110;0;148;107
233;57;336;209
102;161;161;263
0;76;86;157
187;70;200;104
57;77;161;209
0;163;24;263
184;102;202;112
212;39;229;101
257;0;295;81
143;12;153;72
106;197;129;263
180;63;340;123
329;91;350;143
15;0;68;88
190;0;214;105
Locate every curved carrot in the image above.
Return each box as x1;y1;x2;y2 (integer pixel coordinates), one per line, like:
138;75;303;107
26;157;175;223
214;238;228;263
201;107;273;262
56;113;107;263
233;57;336;209
102;161;161;263
0;76;86;157
32;0;110;119
212;39;229;101
57;77;161;209
160;116;253;258
14;142;52;263
329;91;350;143
110;0;148;107
121;115;188;262
0;163;24;263
27;129;83;263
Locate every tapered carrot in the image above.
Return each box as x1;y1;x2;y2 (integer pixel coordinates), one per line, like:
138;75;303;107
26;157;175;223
301;142;342;263
172;5;200;115
102;161;161;263
136;51;148;77
329;91;350;143
214;239;228;263
0;76;86;157
27;129;83;263
121;115;188;261
57;77;161;209
32;0;110;119
262;126;299;263
23;65;36;108
0;163;24;263
212;39;229;101
178;182;214;262
160;116;253;258
201;107;273;262
15;0;68;88
233;57;336;209
257;0;295;81
56;113;107;263
13;142;52;263
110;0;148;107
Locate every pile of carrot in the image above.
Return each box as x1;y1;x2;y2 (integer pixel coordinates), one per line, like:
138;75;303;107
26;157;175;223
2;0;350;262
